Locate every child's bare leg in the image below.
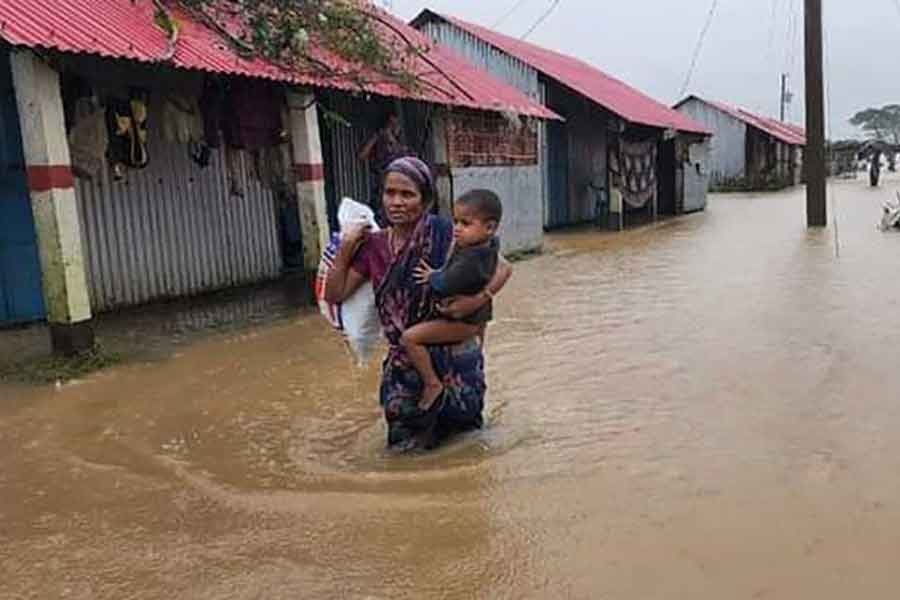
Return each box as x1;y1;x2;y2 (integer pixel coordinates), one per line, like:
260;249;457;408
401;320;482;410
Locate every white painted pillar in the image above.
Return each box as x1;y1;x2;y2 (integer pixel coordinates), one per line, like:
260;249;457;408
287;90;330;271
10;50;94;355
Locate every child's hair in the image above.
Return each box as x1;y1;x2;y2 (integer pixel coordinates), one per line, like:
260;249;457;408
456;189;503;224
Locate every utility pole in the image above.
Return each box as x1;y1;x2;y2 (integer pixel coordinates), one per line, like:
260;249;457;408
805;0;827;227
780;73;788;122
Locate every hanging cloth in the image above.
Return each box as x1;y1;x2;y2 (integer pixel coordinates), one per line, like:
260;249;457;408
253;145;289;191
161;94;204;144
68;98;108;180
225;145;245;197
200;78;227;149
106;97;132;180
224;80;285;151
130;93;149;169
105;90;150;180
620;140;657;208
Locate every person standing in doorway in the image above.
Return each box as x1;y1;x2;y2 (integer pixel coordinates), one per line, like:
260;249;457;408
360;111;404;225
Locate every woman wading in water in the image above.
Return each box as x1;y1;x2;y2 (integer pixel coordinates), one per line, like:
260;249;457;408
324;157;511;451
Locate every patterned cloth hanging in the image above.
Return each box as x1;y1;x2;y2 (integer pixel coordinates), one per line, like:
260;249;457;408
619;140;657;208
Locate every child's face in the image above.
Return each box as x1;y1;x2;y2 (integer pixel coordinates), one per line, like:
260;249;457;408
452;203;496;247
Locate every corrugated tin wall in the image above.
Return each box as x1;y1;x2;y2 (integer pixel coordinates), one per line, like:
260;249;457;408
683;140;710;213
419;22;542;101
539;82;550;227
418;21;551;228
452;165;543;254
318;92;373;221
401;101;438;165
676;99;748;185
546;80;608;225
75;102;281;312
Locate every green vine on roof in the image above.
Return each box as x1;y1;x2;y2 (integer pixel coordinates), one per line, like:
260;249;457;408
149;0;430;92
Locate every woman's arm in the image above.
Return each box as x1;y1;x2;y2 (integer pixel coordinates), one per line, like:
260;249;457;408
359;131;379;162
436;257;512;320
324;225;368;304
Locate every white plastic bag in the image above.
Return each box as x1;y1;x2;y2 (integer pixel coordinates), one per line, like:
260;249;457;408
315;198;383;364
880;195;900;231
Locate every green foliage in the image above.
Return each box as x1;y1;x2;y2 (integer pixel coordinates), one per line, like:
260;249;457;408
849;105;900;144
710;173;792;193
172;0;419;90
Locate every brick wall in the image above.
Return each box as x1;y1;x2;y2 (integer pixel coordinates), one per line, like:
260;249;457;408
446;110;538;168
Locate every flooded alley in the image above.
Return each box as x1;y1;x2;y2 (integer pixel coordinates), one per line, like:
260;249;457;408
4;177;900;599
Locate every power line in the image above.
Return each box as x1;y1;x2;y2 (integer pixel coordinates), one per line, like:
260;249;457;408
766;0;781;62
780;0;800;122
783;0;799;78
769;0;802;122
521;0;561;40
782;0;793;69
493;0;532;28
678;0;720;99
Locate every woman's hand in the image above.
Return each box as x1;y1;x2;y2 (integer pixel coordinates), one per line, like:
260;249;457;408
413;259;435;285
436;258;512;320
436;293;488;320
341;222;370;255
324;223;370;304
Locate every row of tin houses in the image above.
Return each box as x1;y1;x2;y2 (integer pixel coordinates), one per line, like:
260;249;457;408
0;1;806;354
676;96;807;190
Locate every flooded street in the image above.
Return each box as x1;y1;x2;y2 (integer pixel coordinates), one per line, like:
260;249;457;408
4;177;900;599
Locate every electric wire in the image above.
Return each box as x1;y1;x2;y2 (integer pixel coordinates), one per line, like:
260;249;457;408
679;0;720;98
521;0;562;40
493;0;532;28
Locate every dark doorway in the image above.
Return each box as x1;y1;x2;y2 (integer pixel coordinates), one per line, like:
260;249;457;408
657;139;677;216
546;120;570;229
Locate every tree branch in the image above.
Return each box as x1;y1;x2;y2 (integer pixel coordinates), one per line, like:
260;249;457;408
153;0;180;61
361;7;476;102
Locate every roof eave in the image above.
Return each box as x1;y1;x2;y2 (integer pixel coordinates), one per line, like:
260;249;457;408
409;8;442;29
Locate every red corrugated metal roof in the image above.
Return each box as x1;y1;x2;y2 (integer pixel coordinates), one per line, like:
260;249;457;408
415;11;710;135
687;97;806;146
0;0;558;120
781;121;807;141
751;112;806;146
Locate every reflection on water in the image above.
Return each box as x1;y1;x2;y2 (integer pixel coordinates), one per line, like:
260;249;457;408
4;179;900;598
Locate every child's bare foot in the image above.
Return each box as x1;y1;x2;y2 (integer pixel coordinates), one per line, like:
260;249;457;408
419;382;444;411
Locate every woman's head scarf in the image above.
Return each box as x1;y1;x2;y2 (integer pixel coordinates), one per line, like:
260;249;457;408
383;156;435;200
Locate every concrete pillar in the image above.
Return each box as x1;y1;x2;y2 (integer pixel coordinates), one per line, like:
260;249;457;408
10;50;94;355
287;90;330;271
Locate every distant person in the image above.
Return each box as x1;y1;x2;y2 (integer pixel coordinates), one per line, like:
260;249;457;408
871;149;883;187
359;111;404;224
402;190;503;412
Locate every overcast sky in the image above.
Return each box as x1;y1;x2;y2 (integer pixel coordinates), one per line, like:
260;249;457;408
388;0;900;139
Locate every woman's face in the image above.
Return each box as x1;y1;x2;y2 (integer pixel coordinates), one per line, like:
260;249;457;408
383;172;426;226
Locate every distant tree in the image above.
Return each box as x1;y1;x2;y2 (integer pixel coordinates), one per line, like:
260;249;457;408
849;105;900;144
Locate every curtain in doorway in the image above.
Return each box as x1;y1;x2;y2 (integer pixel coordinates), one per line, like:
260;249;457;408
619;140;657;208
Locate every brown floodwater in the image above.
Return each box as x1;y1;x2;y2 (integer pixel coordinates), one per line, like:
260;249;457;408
3;177;900;599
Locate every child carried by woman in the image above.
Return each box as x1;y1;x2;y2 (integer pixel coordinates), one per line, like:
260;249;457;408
402;189;503;411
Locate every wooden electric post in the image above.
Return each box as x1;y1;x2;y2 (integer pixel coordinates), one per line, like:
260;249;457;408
780;73;788;122
805;0;827;227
